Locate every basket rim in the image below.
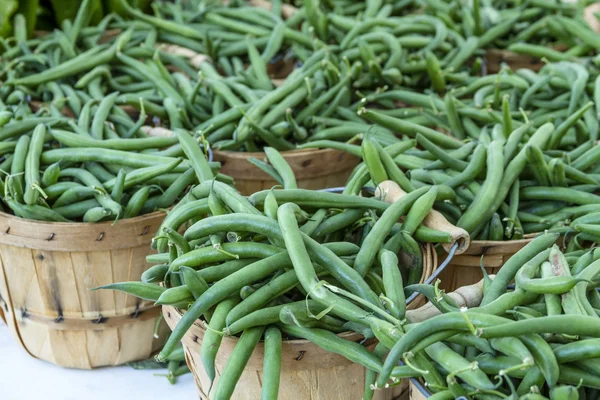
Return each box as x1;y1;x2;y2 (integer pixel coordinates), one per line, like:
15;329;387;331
0;209;166;251
0;209;165;228
212;147;355;158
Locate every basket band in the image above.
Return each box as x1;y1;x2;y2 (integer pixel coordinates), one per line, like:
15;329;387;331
15;305;161;331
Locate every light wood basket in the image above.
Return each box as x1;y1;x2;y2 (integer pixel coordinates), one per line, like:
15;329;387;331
162;243;436;400
408;379;430;400
484;49;547;74
435;237;537;292
0;211;168;369
213;148;360;196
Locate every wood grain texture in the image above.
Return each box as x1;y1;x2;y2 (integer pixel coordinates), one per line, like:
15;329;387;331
213;148;360;196
0;211;167;369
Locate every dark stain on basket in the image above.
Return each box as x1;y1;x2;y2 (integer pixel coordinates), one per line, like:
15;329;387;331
93;314;108;324
302;160;311;168
192;334;199;343
20;307;29;319
130;302;142;318
295;351;305;361
45;258;65;320
55;307;64;323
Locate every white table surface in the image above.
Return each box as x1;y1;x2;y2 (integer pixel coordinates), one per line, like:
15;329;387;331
1;323;196;400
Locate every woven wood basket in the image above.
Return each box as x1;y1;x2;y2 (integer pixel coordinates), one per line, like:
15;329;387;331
213;148;360;196
162;243;436;400
0;211;167;369
435;236;540;292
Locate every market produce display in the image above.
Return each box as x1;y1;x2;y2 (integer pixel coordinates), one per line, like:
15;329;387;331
420;0;600;57
0;112;220;221
384;239;600;399
6;0;600;399
99;150;454;398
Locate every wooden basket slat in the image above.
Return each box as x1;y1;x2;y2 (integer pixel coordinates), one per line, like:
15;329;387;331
214;148;359;196
437;238;535;292
165;306;406;400
0;211;167;369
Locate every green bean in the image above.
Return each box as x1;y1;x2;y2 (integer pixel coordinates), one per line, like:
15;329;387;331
261;326;282;400
6;198;70;222
10;30;131;87
362;136;388;185
160;251;303;359
52;186;100;209
23;124;45;206
381;250;405;320
10;134;30;202
122;187;150;219
457;141;504;236
425;341;495;389
51;129;178;150
212;326;266;400
354;186;431;277
93;281;166;301
83;207;111;222
250;189;390;212
280;323;383;373
200;295;240;392
264;147;296;189
482;233;559;306
41;148;198;172
359;108;462;150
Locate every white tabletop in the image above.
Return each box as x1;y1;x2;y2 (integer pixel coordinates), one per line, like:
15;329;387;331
1;323;196;400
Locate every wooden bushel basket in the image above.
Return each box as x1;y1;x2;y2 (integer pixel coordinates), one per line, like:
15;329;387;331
162;243;437;400
435;236;541;292
213;148;360;196
0;211;167;369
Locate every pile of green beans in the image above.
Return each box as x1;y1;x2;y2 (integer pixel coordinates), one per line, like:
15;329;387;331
375;235;600;399
1;0;480;153
4;0;600;157
98;148;462;399
0;106;219;222
421;0;600;58
302;60;600;242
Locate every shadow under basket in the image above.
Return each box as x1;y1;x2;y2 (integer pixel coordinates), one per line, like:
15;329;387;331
0;211;168;369
435;237;538;292
162;243;437;400
213;148;360;196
